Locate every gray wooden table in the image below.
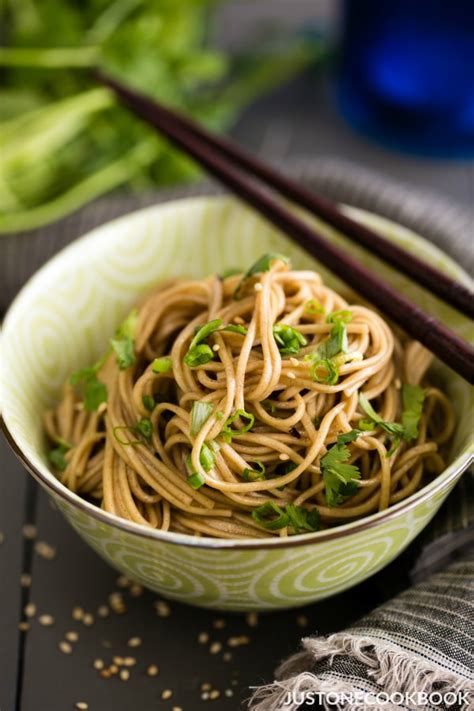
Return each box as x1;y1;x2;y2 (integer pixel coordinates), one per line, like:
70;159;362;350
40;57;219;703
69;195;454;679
1;4;473;710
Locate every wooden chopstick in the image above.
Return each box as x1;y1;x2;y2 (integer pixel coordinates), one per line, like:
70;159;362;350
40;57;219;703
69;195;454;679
96;71;474;383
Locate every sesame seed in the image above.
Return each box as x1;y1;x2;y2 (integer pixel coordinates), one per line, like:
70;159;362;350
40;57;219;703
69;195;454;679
59;641;72;654
123;657;136;667
65;631;79;642
278;453;290;461
24;603;36;618
82;613;94;626
254;283;263;292
93;659;104;670
39;614;54;626
161;690;173;700
113;656;125;666
296;614;309;628
97;605;109;618
22;524;37;539
127;636;142;648
116;575;130;588
209;690;220;700
172;707;183;711
75;703;88;710
209;641;222;655
20;573;32;587
233;316;244;324
18;622;30;632
212;618;226;630
289;357;299;367
201;683;212;691
72;606;84;621
246;612;259;628
129;583;143;598
198;632;209;644
35;541;56;560
223;652;232;662
146;664;159;677
109;592;126;614
227;635;250;648
154;600;171;618
109;664;119;674
287;371;296;379
212;344;220;352
120;669;130;681
100;669;111;680
225;689;234;697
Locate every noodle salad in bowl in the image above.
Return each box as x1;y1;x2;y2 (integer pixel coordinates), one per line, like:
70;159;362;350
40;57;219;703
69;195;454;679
1;197;471;609
44;254;454;539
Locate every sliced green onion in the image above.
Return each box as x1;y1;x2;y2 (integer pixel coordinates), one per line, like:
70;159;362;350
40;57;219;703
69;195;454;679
252;501;289;530
48;438;72;471
186;471;206;490
327;310;352;324
273;323;307;356
191;401;214;437
184;343;214;367
234;253;289;299
188;319;223;351
135;418;152;443
111;309;138;370
222;409;255;442
310;358;339;385
142;394;156;412
152;357;172;373
199;442;216;472
304;299;325;316
242;461;266;481
221;324;248;335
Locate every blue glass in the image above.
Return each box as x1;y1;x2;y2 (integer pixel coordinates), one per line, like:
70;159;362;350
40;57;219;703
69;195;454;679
338;0;474;157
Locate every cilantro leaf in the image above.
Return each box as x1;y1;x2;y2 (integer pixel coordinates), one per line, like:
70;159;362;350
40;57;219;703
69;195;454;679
285;504;320;533
70;366;107;412
359;393;405;438
320;442;361;507
48;438;71;472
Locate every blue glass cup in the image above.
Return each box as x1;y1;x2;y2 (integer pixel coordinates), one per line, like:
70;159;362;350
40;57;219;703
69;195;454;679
338;0;474;157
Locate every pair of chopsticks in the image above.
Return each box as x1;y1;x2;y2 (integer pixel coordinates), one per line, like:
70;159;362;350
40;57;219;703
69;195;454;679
96;71;474;384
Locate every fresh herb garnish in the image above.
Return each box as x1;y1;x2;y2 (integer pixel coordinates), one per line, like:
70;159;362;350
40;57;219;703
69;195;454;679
252;502;289;530
70;366;107;412
234;253;289;299
327;310;352;324
401;384;426;441
310;358;339;385
320;434;361;507
337;429;363;444
273;323;307;356
242;461;266;481
359;393;405;444
186;441;219;488
142;394;156;412
252;502;320;533
151;357;172;374
113;418;153;446
285;504;320;533
184;319;222;367
111;309;138;370
221;267;242;278
190;401;214;437
48;437;71;471
304;299;325;316
221;409;255;442
221;324;248;336
186;471;206;490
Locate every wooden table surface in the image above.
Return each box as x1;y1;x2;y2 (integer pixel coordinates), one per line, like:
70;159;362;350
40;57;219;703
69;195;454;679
1;4;473;710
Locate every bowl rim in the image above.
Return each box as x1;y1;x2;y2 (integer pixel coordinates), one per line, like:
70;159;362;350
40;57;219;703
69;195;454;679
1;196;473;551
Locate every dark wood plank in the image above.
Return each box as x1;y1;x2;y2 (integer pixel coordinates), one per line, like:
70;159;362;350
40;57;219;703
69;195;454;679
0;436;36;711
19;484;395;711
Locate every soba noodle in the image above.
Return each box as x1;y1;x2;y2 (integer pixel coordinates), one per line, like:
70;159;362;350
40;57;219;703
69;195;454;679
44;255;455;539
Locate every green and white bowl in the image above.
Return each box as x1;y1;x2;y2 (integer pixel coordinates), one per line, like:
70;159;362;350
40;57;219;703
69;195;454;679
1;196;472;611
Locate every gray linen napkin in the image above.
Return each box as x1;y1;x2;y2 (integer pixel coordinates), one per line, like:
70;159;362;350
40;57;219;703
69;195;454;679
249;549;474;711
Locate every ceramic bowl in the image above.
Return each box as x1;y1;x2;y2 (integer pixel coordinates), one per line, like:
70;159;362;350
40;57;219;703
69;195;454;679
1;196;472;611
